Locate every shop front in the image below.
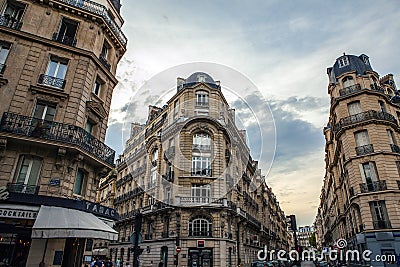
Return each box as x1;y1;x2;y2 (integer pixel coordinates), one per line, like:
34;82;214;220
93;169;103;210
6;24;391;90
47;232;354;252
188;248;213;267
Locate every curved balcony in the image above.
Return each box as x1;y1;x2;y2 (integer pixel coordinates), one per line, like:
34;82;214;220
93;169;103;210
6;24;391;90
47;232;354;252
334;110;398;134
355;144;374;156
339;84;361;96
0;112;115;165
360;180;387;193
0;15;22;30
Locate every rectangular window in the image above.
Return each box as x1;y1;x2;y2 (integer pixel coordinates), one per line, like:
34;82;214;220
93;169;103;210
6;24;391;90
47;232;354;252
191;184;210;203
14;155;42;193
33;101;56;121
93;78;102;96
347;101;362;116
73;169;85;195
354;130;370;147
173;100;179;119
379;100;387;113
54;17;78;46
192;156;211;176
85;121;94;134
0;42;11;65
46;56;68;80
1;0;25;29
359;162;379;184
369;201;390;229
165;187;171;203
387;129;396;145
101;43;108;59
196;91;209;106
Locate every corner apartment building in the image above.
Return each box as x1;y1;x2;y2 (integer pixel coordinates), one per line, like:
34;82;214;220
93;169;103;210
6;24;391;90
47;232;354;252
316;54;400;266
0;0;126;266
109;72;289;267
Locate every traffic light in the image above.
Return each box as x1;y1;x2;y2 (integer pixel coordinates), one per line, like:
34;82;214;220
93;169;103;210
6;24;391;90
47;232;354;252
173;254;178;265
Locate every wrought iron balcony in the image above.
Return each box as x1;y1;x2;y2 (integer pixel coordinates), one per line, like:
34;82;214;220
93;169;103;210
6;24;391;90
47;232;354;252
0;63;5;74
56;0;127;47
360;180;387;193
7;183;39;194
373;220;391;230
180;197;224;205
355;144;374;156
162;171;174;182
334;110;398;133
188;230;212;237
370;83;385;93
195;101;209;107
192;144;211;151
99;53;111;71
0;15;22;30
38;74;66;89
52;32;77;46
0;112;115;165
191;168;212;177
339;84;361;96
391;144;400;153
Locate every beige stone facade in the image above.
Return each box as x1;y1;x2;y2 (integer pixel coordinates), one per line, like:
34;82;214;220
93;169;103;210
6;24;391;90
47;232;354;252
107;73;290;267
0;0;126;266
315;54;400;266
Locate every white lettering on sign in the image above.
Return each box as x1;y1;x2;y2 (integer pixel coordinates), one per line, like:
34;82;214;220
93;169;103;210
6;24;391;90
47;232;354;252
84;201;115;218
0;186;9;200
0;208;37;219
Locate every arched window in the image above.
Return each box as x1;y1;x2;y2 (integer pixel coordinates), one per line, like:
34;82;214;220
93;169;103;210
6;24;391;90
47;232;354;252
189;216;212;237
342;76;354;88
195;90;209;106
192;133;211;176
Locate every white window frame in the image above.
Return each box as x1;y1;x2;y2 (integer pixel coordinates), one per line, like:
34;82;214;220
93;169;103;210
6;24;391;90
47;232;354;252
191;184;210;203
338;56;349;68
354;130;370;147
14;155;42;192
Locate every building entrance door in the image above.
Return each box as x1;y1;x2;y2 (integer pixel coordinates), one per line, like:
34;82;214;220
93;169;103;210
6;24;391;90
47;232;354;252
188;248;212;267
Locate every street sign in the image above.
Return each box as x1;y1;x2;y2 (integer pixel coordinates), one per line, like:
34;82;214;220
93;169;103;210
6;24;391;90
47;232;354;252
176;246;181;253
197;240;205;248
130;232;142;245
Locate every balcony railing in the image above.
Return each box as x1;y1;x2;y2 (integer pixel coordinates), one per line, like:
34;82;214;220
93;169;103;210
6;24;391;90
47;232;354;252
355;144;374;156
373;220;391;230
99;53;111;71
192;144;211;151
180;197;224;205
0;63;5;74
0;112;115;165
52;32;77;46
360;180;387;193
370;83;385;93
391;144;400;153
188;230;212;237
7;183;39;194
334;110;398;133
56;0;127;47
38;74;66;89
339;84;361;96
0;15;22;30
191;168;212;177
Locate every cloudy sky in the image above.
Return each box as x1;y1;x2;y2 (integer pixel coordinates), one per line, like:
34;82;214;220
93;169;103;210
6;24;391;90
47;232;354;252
105;0;400;226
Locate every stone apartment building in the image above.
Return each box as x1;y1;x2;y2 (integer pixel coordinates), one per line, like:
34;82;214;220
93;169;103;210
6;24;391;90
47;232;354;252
297;226;314;249
108;72;289;267
316;54;400;266
0;0;126;266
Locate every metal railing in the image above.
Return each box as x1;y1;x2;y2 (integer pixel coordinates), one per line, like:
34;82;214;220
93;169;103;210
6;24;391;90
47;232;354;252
99;53;111;71
56;0;127;47
180;197;223;204
0;112;115;165
7;183;39;194
373;220;391;230
0;63;5;74
339;84;361;96
188;230;212;237
38;74;66;89
52;32;77;46
191;168;212;177
391;144;400;153
334;110;398;133
355;144;374;156
360;180;387;193
192;144;211;151
0;15;22;30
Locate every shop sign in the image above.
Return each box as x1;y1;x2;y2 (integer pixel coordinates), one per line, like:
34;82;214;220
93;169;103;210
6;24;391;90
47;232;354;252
0;208;38;219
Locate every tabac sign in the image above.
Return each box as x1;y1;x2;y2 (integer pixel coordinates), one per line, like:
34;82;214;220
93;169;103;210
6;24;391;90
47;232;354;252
84;201;116;219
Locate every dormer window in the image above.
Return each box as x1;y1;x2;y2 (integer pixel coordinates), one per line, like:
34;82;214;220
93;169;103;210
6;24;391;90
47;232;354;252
338;56;349;68
361;55;370;65
197;75;206;82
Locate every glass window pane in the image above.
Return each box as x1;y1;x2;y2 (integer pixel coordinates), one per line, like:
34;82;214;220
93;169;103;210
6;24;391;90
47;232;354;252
73;170;84;195
33;103;45;119
46;60;58;77
16;156;29;184
44;105;56;121
56;63;67;79
27;157;42;186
